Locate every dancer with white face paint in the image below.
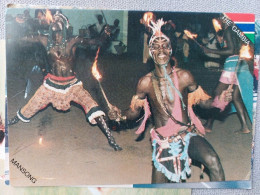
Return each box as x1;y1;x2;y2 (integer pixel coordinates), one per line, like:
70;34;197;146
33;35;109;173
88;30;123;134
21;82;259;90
109;18;233;182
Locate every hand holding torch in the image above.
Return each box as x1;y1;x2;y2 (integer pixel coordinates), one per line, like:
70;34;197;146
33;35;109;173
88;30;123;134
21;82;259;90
91;48;126;122
184;30;202;47
229;44;252;90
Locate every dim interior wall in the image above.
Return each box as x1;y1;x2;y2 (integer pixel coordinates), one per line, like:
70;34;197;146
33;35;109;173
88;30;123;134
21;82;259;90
122;10;128;47
63;9;127;44
6;8;128;45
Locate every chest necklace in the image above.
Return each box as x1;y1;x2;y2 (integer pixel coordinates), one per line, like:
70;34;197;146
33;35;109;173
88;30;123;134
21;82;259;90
152;67;186;110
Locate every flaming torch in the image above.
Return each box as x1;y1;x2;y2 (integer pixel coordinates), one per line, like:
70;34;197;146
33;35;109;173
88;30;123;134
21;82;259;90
38;129;43;145
142;12;155;27
184;30;202;47
239;44;252;59
212;18;222;33
39;137;43;145
91;48;126;122
45;9;53;25
91;47;113;109
229;44;252;89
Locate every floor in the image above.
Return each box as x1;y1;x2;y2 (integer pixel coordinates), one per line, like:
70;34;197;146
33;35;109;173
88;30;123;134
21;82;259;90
6;42;253;186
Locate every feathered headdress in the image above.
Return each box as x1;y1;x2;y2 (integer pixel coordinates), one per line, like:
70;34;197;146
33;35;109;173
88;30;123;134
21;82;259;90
47;11;70;51
52;11;70;30
148;18;172;57
149;19;165;36
148;19;170;45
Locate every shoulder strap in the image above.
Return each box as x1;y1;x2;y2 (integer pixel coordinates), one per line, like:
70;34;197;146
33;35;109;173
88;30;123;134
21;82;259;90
151;72;190;127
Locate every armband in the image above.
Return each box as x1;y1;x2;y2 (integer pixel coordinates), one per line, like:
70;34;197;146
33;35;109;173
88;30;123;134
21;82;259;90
130;95;145;111
188;86;211;106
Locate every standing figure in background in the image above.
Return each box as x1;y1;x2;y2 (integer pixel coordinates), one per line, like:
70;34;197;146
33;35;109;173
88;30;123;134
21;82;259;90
202;31;221;69
163;20;177;59
110;19;120;41
174;31;190;66
202;17;253;134
88;14;112;53
89;14;106;38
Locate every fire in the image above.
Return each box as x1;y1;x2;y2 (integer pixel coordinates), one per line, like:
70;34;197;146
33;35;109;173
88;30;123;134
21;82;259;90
143;12;155;26
212;19;222;32
39;137;43;145
91;48;102;80
239;45;252;59
45;9;53;24
184;30;198;39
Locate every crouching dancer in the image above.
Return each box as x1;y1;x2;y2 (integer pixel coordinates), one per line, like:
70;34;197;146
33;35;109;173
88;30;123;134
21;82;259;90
8;11;121;151
109;19;232;182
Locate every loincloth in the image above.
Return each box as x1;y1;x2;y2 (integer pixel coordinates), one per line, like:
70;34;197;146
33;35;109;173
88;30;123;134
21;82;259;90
151;128;197;182
18;75;104;124
219;71;238;85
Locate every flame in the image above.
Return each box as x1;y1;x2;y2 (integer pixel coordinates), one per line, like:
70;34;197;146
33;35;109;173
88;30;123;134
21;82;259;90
184;30;198;39
39;137;43;145
143;12;154;26
45;9;53;24
239;45;252;59
91;48;102;80
212;19;222;32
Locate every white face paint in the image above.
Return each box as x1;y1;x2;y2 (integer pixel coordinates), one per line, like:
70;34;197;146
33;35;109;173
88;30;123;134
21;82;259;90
149;36;172;66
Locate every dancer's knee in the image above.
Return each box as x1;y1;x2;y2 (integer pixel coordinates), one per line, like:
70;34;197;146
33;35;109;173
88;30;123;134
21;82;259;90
204;153;221;169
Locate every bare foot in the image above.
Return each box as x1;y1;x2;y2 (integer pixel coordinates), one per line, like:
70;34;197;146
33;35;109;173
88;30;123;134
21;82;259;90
234;128;251;134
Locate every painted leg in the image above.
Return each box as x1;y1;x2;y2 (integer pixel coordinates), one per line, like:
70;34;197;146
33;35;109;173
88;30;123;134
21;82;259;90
188;136;225;181
151;164;169;183
95;116;122;151
9;85;51;126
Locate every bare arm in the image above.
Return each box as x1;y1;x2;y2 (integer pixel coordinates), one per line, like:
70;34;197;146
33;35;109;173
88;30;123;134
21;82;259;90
183;69;232;109
20;34;48;47
72;36;100;46
67;37;98;56
190;84;232;110
203;29;235;56
189;84;232;110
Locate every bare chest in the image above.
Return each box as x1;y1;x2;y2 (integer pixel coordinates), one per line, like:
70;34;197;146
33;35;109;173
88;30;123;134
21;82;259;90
48;45;70;58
